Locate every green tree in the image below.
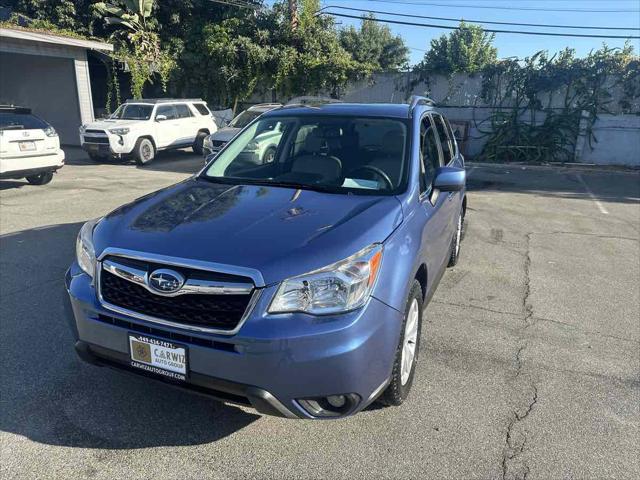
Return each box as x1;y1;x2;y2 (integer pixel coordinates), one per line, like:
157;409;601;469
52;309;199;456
340;14;409;72
94;0;175;99
416;21;497;74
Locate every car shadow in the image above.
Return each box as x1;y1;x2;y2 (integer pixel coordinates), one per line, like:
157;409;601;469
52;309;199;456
0;222;259;450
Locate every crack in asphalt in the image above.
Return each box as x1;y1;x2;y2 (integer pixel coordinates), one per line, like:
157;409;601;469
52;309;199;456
501;232;539;480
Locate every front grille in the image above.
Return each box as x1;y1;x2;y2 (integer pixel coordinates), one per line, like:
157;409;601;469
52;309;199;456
99;257;255;332
83;135;110;144
85;129;106;134
211;140;227;148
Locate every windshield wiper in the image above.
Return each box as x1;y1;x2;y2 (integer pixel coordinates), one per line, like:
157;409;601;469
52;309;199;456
198;176;338;193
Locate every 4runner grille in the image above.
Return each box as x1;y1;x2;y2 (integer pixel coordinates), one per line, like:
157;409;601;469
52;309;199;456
98;256;256;333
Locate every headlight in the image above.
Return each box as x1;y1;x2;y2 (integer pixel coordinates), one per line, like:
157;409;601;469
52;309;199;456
79;125;86;134
75;218;100;278
44;126;57;137
269;244;383;315
244;140;259;152
204;135;213;149
109;128;130;135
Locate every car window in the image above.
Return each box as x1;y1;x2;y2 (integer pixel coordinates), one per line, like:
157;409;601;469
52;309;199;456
419;115;443;194
175;104;192;119
110;104;153;120
203;115;409;195
433;114;454;164
156;105;177;120
0;112;49;130
442;116;458;156
193;103;210;116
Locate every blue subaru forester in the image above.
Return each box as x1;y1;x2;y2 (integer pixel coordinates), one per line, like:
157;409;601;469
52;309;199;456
66;97;467;419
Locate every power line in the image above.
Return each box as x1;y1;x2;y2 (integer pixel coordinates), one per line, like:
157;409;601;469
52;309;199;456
320;5;639;31
365;0;640;13
318;11;640;39
206;0;259;9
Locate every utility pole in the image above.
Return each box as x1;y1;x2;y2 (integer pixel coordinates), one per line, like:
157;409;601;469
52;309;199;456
289;0;298;31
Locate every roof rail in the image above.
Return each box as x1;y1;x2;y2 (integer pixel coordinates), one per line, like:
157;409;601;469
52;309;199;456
407;95;436;116
249;103;283;109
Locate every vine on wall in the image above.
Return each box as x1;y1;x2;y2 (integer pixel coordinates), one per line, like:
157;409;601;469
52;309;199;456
478;44;639;162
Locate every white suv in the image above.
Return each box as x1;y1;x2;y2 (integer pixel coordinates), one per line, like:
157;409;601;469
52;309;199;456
79;99;217;165
0;106;65;185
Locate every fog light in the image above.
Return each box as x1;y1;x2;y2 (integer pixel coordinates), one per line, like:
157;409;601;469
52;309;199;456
327;395;346;408
297;393;360;418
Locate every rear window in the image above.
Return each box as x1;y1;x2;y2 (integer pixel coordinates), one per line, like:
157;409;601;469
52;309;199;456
193;103;210;115
0;112;49;130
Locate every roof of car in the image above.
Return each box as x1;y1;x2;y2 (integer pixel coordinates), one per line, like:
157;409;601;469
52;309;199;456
246;103;283;112
264;103;413;119
124;98;205;104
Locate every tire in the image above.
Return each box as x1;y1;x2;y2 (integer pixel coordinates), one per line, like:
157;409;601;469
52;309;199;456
26;171;54;185
134;137;155;166
379;280;423;406
447;208;464;267
262;146;276;164
193;131;207;155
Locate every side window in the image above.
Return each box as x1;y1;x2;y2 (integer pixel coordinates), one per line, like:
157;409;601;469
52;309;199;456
193;103;210;116
442;116;458;156
419;115;443;194
175;104;192;119
156;105;177;120
433;114;454;164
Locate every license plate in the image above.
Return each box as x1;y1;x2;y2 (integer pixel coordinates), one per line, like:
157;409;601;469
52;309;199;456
128;334;188;380
88;144;99;152
19;141;36;151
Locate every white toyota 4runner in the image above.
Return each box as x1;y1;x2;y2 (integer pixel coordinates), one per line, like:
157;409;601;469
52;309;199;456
79;99;217;165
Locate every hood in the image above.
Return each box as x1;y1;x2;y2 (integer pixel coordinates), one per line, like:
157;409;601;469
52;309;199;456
211;127;240;142
84;119;141;130
94;178;403;285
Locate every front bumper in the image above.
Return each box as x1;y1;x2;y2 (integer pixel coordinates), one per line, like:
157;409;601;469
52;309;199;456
65;263;402;419
81;133;136;157
0;150;65;178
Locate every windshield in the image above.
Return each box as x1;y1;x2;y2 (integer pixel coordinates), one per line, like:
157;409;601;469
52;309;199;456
202;115;409;195
110;104;153;120
229;110;262;128
0;112;49;130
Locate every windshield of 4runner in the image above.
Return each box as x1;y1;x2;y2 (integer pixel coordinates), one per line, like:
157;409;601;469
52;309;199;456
110;104;153;120
202;115;409;194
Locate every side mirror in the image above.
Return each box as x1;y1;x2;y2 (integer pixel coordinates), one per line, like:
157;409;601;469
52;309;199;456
433;166;466;192
155;114;167;122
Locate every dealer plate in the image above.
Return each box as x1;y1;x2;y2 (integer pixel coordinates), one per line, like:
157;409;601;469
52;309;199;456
19;141;36;151
128;334;188;381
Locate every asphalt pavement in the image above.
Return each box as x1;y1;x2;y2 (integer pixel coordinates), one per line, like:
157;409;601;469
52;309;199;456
1;148;638;479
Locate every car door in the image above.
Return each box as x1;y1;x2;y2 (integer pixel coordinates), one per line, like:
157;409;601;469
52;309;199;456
154;104;179;148
417;113;452;276
174;103;198;146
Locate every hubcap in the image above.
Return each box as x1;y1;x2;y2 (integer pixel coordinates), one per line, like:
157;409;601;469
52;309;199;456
142;142;152;161
455;213;462;256
401;299;419;385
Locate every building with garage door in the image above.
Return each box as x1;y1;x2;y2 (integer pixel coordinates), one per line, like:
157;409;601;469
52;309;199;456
0;27;112;145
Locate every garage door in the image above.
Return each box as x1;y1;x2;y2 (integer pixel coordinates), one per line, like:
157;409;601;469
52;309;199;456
0;52;82;145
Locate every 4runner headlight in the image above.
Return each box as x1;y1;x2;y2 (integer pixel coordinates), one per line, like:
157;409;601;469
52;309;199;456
75;218;100;278
109;128;130;135
79;125;86;134
269;244;383;315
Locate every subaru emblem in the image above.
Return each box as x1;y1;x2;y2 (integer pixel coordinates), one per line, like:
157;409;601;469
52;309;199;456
147;269;185;294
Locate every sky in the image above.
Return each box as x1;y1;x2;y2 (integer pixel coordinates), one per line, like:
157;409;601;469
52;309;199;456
271;0;640;65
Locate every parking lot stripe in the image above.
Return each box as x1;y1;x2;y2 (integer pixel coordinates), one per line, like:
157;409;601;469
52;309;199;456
576;173;609;215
